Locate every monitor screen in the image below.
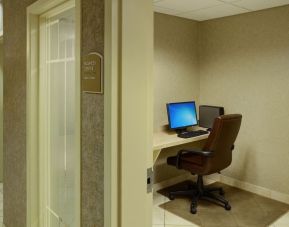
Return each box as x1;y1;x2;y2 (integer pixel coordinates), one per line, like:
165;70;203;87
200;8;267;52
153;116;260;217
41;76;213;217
166;101;198;130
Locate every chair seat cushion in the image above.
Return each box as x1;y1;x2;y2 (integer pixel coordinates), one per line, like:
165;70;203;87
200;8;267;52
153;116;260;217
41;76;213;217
167;153;205;172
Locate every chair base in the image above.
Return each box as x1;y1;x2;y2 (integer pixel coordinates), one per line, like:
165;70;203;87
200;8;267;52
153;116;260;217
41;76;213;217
168;176;231;214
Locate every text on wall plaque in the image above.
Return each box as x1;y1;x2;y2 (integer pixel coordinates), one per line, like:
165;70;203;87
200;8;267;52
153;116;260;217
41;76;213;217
82;52;103;94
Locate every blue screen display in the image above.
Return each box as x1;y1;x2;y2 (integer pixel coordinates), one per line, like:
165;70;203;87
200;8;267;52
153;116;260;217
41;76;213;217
167;102;198;129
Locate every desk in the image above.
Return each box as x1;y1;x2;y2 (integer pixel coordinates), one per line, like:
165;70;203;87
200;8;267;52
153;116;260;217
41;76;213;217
153;128;209;164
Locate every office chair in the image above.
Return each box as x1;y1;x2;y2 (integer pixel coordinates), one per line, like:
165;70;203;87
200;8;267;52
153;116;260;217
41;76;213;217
167;114;242;214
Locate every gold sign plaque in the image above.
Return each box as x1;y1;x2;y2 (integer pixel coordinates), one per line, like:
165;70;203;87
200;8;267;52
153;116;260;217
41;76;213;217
82;52;103;94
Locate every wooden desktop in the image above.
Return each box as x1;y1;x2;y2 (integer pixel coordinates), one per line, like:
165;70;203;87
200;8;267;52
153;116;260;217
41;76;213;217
153;126;209;164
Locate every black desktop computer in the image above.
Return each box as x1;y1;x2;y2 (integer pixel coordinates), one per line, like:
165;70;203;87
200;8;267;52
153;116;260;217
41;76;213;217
199;105;224;130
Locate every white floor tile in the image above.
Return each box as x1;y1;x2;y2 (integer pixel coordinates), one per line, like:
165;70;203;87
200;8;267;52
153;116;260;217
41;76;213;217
153;205;165;225
153;192;168;206
153;191;167;225
271;211;289;226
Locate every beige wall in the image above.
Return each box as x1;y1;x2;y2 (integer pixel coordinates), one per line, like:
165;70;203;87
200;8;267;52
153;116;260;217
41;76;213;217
154;13;201;182
199;6;289;195
154;7;289;195
3;0;104;226
154;13;200;131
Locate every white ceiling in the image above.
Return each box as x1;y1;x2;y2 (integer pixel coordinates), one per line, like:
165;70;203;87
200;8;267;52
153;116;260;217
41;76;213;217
153;0;289;21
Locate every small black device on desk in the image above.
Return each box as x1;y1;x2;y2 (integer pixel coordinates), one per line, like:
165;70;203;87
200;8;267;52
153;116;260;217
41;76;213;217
166;101;209;138
199;105;225;130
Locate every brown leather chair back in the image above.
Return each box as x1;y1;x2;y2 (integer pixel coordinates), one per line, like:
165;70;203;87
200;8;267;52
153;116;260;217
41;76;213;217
203;114;242;174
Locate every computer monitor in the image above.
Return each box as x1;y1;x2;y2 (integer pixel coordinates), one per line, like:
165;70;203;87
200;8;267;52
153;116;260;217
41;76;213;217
166;101;198;132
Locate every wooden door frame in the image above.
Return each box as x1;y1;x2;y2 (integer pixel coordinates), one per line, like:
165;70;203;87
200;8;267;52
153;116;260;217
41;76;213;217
103;0;119;226
26;0;81;226
104;1;154;227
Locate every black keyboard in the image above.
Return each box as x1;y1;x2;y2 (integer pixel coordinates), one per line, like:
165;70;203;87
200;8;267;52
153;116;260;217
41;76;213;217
178;130;209;139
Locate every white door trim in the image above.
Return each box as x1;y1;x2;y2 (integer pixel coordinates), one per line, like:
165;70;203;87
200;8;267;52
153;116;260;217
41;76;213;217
104;0;120;226
104;1;154;227
26;0;81;226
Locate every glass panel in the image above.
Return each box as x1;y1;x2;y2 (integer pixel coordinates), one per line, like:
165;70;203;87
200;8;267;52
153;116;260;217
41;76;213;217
49;61;66;220
48;23;59;60
45;7;76;227
47;209;60;227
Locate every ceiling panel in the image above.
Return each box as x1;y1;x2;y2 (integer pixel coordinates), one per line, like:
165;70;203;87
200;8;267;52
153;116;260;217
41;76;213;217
179;3;248;21
232;0;289;11
153;0;289;21
154;0;222;12
154;6;181;16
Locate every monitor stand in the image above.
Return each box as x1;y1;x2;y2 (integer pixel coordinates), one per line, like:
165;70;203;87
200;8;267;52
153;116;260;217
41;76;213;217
175;128;188;136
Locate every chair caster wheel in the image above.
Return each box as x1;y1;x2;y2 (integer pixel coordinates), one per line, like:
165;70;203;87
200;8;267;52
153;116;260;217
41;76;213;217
190;206;197;214
225;204;231;211
168;193;175;200
219;189;225;195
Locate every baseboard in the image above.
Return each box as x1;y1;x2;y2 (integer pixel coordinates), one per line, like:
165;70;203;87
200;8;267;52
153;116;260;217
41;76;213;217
207;174;289;205
153;173;289;205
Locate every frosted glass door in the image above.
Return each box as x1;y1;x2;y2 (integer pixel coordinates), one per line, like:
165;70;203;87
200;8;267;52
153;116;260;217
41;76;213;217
40;5;78;227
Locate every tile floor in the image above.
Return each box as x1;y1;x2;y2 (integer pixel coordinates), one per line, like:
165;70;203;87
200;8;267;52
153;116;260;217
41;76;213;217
153;182;289;227
0;181;289;227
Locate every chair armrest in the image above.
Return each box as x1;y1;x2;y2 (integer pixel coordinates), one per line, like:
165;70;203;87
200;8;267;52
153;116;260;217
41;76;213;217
176;149;213;169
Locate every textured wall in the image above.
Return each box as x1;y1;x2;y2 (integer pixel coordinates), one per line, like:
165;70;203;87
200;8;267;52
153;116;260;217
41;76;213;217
3;1;36;225
3;0;104;226
0;42;3;182
81;0;104;226
154;13;200;131
199;6;289;194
